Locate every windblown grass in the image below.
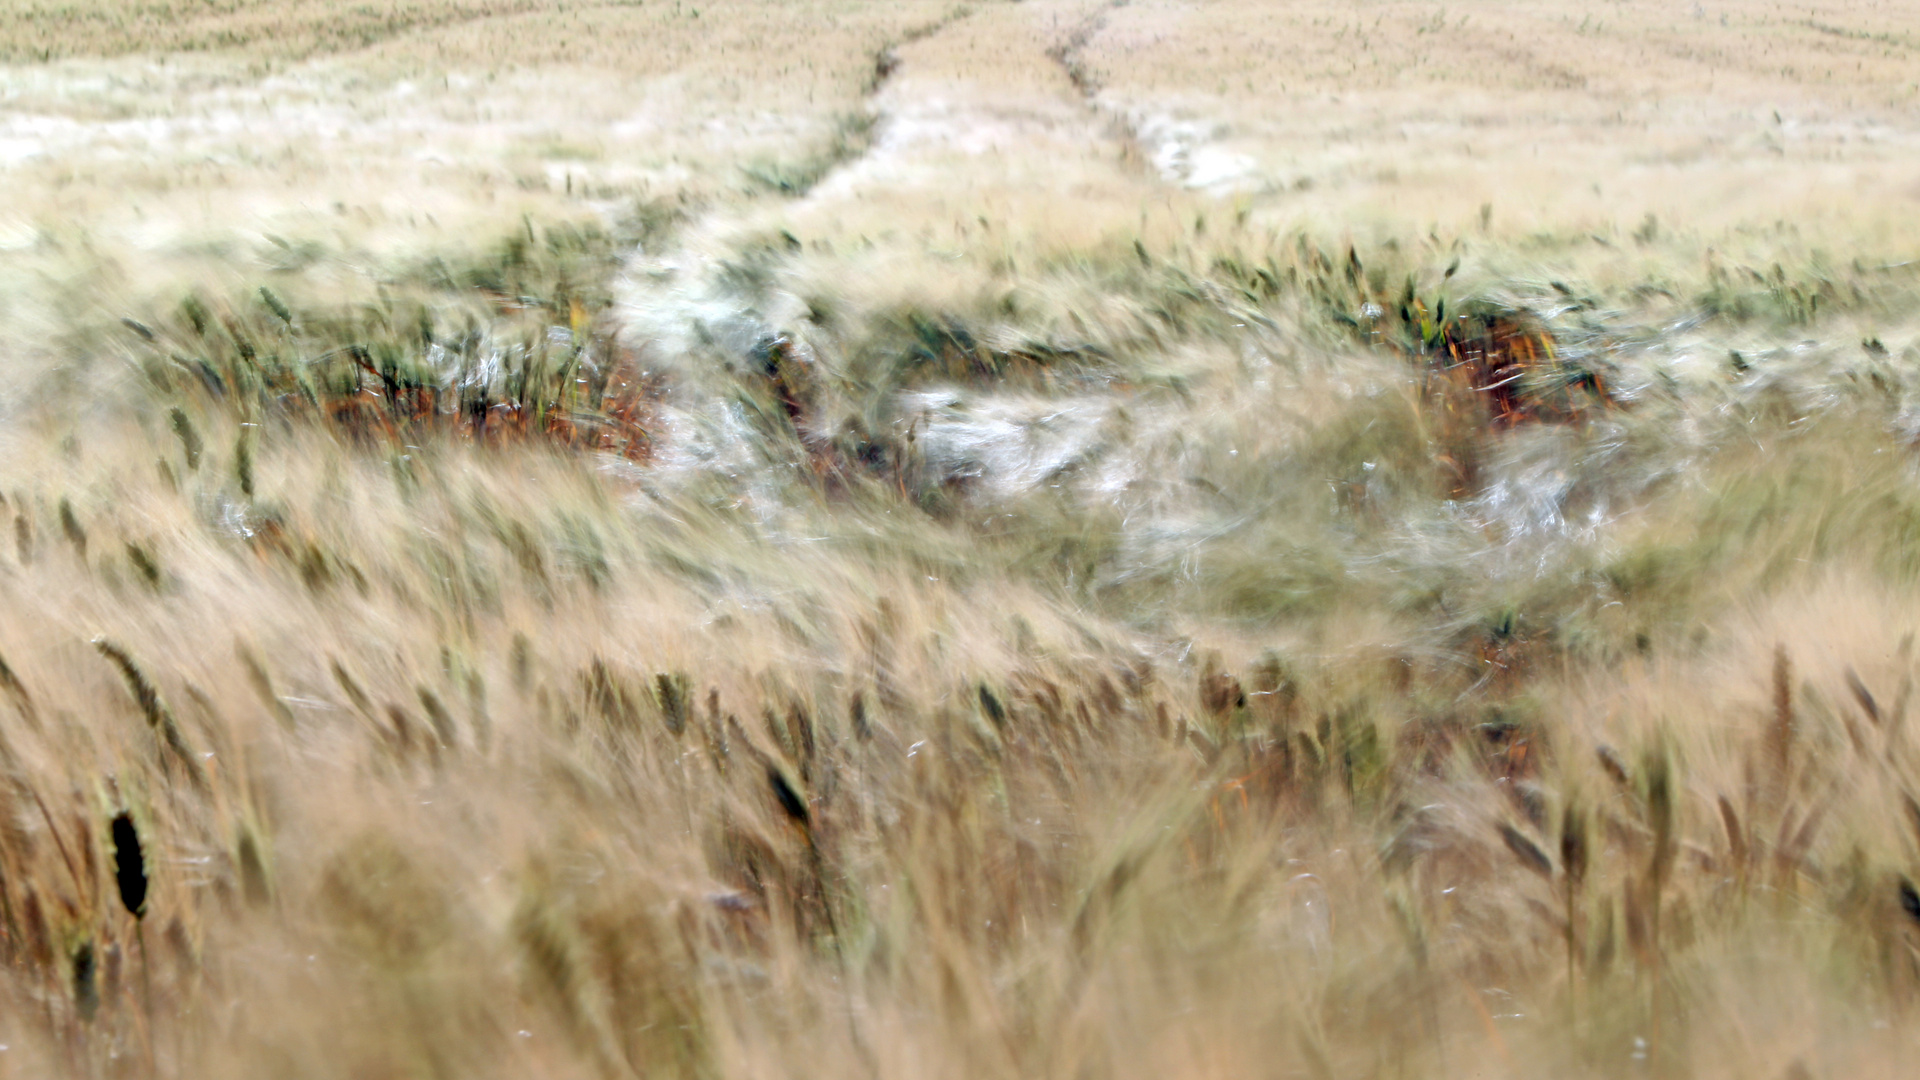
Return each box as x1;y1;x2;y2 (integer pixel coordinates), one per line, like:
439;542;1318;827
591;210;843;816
5;1;1920;1078
0;184;1917;1076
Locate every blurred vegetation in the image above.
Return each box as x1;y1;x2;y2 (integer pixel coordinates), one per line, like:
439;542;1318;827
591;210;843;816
133;221;655;463
0;190;1913;1078
6;1;1920;1072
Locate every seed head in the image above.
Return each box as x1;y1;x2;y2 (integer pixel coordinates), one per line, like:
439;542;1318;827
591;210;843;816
73;942;98;1021
768;766;810;829
111;811;148;919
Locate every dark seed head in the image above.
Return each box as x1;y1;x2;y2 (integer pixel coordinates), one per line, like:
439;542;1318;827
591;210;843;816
1847;667;1882;726
1646;748;1676;887
850;690;871;742
1900;877;1920;925
1596;745;1631;790
73;942;98;1021
20;889;51;970
1499;823;1554;878
768;766;810;829
978;683;1007;730
1560;802;1589;888
111;811;149;919
94;637;166;730
237;826;271;907
58;498;86;556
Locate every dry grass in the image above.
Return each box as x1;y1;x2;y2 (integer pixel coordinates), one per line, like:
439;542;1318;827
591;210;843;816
4;1;1920;1078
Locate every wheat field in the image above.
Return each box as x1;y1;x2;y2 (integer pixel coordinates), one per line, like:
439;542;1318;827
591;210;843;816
3;1;1920;1077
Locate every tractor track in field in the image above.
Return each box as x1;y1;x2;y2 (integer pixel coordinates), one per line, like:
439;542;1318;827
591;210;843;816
612;0;1175;492
1042;0;1151;177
